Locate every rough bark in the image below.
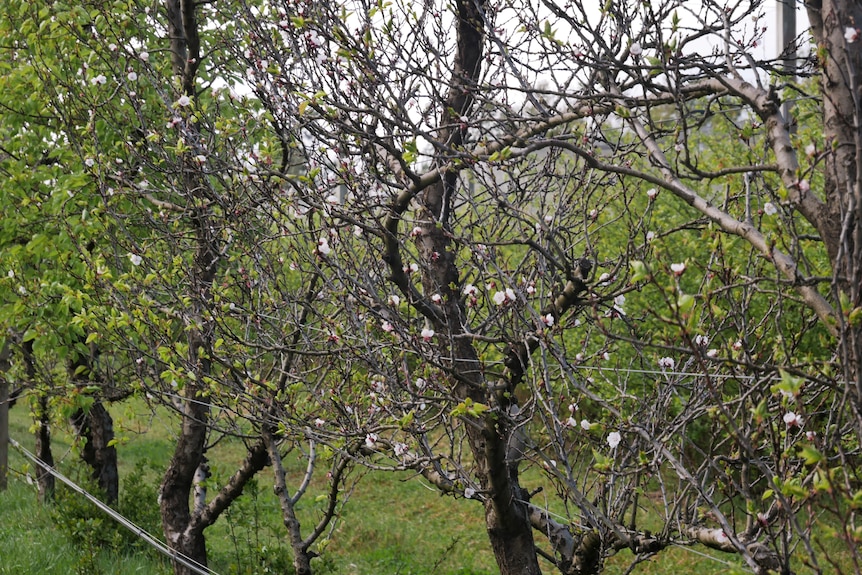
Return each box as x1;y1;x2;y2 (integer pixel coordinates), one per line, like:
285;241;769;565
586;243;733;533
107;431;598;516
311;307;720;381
68;345;119;504
264;431;313;575
405;0;544;572
23;341;54;501
159;1;215;572
69;403;118;504
805;0;862;419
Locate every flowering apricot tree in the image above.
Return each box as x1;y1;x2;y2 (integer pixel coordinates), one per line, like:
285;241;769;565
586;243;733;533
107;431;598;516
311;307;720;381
4;0;862;574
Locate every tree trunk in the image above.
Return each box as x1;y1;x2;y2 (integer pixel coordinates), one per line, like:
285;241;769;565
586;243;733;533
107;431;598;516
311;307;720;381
34;393;54;502
160;393;210;575
804;0;862;419
159;1;214;572
22;340;54;501
70;402;119;504
384;0;544;571
68;339;119;504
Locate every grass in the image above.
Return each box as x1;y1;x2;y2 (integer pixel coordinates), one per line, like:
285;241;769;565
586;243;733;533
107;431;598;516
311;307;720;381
0;397;855;575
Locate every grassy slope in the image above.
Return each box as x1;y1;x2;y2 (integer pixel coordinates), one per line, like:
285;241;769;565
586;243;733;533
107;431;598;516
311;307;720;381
3;397;837;575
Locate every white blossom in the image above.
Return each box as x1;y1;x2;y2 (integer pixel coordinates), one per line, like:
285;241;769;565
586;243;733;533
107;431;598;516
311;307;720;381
176;94;191;107
580;419;591;431
388;294;400;306
420;327;435;341
646;187;658;199
630;42;643;56
129;253;143;266
658;356;675;370
763;202;778;216
670;262;686;275
542;313;554;327
365;433;378;449
607;431;621;449
846;27;860;43
394;442;409;457
783;411;803;428
464;487;476;499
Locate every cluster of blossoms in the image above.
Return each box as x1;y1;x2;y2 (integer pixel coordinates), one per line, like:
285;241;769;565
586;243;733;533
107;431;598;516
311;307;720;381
493;287;517;306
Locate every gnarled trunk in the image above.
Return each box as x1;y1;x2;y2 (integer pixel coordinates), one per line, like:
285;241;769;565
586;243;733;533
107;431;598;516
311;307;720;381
70;403;118;504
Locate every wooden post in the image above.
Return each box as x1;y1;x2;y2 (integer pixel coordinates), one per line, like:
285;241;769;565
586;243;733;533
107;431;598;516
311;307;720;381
0;341;11;491
0;377;7;491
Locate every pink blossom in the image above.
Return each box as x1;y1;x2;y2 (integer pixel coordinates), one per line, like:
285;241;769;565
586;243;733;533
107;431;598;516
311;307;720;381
420;327;435;341
381;321;394;333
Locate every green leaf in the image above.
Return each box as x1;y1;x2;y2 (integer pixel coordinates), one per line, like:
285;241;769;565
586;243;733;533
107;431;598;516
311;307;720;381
799;445;824;466
676;293;695;314
630;260;650;283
